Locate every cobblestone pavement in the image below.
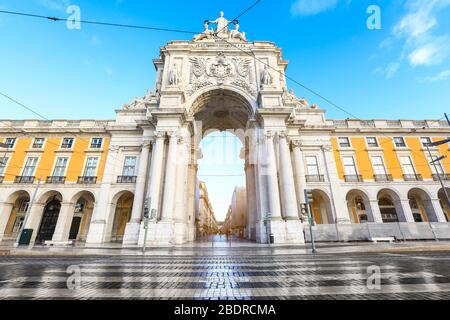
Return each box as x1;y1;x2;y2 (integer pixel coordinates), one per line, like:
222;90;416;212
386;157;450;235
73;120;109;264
1;250;450;300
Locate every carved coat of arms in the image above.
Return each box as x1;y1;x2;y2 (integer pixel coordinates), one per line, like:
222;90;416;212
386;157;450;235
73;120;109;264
187;52;255;96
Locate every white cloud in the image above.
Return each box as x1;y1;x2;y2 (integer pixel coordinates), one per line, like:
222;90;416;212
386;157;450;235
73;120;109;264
377;0;450;78
37;0;71;11
291;0;339;16
420;69;450;82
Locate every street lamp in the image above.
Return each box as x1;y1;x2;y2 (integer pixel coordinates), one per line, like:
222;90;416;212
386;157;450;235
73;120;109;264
426;139;450;210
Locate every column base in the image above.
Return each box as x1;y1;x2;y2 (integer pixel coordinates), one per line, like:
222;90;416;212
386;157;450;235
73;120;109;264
85;221;107;244
122;222;141;245
270;219;305;244
172;222;188;245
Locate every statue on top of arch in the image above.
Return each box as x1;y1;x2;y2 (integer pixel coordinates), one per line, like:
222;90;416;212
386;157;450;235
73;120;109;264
193;11;247;42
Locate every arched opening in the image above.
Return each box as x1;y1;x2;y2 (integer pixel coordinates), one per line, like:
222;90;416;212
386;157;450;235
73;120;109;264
110;191;134;242
407;188;437;222
191;88;255;243
311;190;333;224
438;188;450;222
1;191;30;241
346;190;372;223
36;196;62;244
69;192;95;241
377;189;402;223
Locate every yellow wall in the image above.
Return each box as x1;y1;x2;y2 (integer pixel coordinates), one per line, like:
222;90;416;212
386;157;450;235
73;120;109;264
351;137;374;180
378;138;403;179
331;138;344;179
434;137;450;174
406;137;432;179
3;137;32;181
34;138;61;180
97;137;110;182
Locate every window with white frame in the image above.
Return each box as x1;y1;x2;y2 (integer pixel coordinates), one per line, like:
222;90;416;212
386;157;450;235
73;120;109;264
371;156;387;175
393;137;406;148
400;156;416;175
430;155;445;175
338;137;351;148
420;137;432;147
61;138;74;149
0;157;8;176
83;157;98;177
32;138;45;149
4;138;16;148
306;156;320;175
342;156;358;176
90;138;103;149
366;137;379;148
52;157;68;177
123;156;137;176
22;157;38;177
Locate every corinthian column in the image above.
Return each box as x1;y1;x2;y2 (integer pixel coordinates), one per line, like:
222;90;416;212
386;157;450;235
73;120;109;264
278;132;298;219
265;131;282;219
160;132;179;221
146;132;165;216
123;139;152;245
292;141;306;205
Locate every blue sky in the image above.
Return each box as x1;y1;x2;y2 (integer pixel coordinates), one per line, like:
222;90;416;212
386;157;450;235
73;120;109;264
1;0;450;219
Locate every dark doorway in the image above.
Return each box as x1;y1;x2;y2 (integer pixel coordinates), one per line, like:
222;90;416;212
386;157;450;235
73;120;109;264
36;199;61;244
69;217;82;240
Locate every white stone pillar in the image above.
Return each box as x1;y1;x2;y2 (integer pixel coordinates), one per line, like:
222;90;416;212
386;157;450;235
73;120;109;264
173;135;190;244
321;145;351;224
25;203;45;244
0;202;14;242
86;147;120;244
396;199;415;223
368;199;383;223
265;132;282;219
245;163;257;240
278;133;299;220
147;132;165;217
292;141;306;205
429;198;448;222
160;132;179;221
51;202;76;243
123;140;151;245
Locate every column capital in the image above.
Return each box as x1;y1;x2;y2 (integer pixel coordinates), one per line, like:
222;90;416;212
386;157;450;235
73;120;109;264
154;131;166;139
278;131;288;139
291;140;303;148
321;144;333;152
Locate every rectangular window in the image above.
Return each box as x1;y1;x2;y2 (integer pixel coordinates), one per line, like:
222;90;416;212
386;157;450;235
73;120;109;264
123;156;137;176
4;138;16;148
420;137;432;147
342;156;358;175
371;156;387;175
306;156;320;175
400;156;416;175
22;157;38;177
53;157;68;177
0;157;8;176
90;138;103;149
83;157;98;177
338;137;351;148
394;137;406;148
431;156;445;175
366;137;379;148
61;138;74;149
32;138;45;149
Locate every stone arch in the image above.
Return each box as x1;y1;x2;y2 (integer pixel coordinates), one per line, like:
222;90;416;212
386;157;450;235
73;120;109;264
377;188;404;223
346;189;373;223
68;191;96;241
0;190;31;242
407;188;439;222
311;189;334;224
107;190;134;243
437;188;450;222
34;191;64;244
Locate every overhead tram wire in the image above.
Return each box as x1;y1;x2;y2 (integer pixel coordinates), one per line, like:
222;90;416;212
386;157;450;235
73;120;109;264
0;10;198;35
2;5;448;179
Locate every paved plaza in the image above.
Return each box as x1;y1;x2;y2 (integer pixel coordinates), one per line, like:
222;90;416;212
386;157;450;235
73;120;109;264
1;240;450;300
